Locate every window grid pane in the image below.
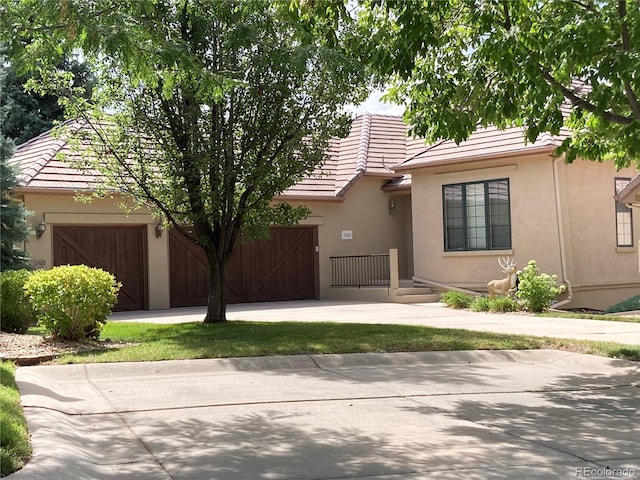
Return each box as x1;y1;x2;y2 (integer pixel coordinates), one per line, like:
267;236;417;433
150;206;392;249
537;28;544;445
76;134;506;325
488;180;511;249
443;185;465;250
442;179;511;251
466;183;486;249
615;178;633;247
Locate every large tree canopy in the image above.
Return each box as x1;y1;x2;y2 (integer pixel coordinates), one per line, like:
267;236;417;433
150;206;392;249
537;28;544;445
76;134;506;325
4;0;368;322
354;0;640;168
0;45;94;145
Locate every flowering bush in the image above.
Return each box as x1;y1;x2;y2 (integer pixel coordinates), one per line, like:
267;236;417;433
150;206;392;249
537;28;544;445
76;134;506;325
516;260;565;313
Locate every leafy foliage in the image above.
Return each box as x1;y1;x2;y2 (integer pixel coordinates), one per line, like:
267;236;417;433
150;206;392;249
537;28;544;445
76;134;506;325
4;0;368;323
354;0;640;167
606;295;640;313
0;44;95;145
516;260;566;313
440;290;474;309
470;296;492;312
0;270;35;333
486;295;520;313
24;265;120;341
0;138;31;271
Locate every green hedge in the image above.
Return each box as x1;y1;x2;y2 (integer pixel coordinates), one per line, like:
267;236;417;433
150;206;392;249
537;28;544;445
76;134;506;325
0;270;36;334
24;265;120;341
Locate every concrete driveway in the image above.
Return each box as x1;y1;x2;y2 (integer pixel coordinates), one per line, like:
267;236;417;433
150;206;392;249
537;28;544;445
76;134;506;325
109;300;640;345
13;350;640;479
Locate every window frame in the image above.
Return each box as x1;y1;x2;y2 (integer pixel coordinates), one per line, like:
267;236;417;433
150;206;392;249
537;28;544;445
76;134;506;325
442;178;512;252
615;177;633;247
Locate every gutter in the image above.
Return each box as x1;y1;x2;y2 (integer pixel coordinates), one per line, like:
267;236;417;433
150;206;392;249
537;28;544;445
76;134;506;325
550;154;573;308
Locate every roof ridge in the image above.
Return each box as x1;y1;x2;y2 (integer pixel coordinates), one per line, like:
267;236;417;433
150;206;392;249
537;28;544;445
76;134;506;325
11;121;78;185
355;113;371;174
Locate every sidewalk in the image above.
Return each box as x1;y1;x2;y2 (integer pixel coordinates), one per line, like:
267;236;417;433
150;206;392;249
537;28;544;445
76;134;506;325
109;300;640;345
13;350;640;479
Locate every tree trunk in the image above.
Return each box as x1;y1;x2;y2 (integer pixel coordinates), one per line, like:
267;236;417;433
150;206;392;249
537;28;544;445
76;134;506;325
204;253;227;323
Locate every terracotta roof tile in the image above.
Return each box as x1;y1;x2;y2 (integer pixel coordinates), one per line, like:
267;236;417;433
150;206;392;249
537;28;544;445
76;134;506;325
9;114;578;199
395;125;571;171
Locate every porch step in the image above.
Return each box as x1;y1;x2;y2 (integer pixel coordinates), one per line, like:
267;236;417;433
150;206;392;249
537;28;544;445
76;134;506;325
394;286;440;304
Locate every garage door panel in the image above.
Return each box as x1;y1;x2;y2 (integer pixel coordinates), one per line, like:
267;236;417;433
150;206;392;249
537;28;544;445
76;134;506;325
53;226;147;312
242;228;316;302
170;226;317;307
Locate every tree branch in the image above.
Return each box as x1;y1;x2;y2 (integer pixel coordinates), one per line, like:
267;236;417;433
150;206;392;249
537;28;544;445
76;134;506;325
618;0;640;118
539;69;634;125
501;0;512;31
570;0;600;14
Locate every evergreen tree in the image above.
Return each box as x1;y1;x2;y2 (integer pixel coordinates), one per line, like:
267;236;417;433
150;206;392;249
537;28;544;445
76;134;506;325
0;44;95;145
0;134;31;271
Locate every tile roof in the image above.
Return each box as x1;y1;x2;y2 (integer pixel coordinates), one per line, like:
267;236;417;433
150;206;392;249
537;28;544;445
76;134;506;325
9;113;576;198
395;124;572;172
9;120;103;191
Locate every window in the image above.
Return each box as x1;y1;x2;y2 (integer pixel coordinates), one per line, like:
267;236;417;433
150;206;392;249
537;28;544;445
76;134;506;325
615;178;633;247
443;179;511;251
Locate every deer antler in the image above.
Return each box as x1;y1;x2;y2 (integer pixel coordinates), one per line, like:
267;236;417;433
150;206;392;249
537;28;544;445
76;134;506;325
498;256;516;272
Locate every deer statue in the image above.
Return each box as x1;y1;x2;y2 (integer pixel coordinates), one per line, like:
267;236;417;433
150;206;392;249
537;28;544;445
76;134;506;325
487;257;518;298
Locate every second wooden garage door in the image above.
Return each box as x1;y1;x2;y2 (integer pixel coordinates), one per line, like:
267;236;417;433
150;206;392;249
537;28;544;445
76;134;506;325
169;226;318;307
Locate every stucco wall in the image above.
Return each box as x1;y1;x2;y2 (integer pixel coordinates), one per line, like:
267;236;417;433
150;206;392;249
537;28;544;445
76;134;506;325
21;192;170;310
558;160;640;309
411;155;562;288
288;176;412;299
20;176;409;308
409;154;640;310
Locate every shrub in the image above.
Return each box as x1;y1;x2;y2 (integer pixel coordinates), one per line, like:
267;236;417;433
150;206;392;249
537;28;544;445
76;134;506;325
24;265;120;341
516;260;565;313
606;295;640;313
440;291;474;309
488;296;520;313
471;296;492;312
0;270;35;334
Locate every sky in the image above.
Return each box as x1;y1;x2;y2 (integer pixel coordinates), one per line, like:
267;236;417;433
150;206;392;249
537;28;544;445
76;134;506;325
348;88;405;116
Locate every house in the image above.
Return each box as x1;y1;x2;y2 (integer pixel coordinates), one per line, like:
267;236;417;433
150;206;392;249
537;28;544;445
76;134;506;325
8;114;639;311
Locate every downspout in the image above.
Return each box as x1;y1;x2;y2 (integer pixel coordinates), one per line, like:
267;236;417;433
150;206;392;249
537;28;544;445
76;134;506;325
551;154;573;308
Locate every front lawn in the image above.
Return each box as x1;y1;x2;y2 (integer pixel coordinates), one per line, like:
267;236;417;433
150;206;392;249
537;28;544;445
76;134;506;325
51;321;640;364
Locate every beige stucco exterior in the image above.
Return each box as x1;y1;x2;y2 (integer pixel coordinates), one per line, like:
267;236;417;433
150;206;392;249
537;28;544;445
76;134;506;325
282;176;413;299
408;154;640;310
18;175;412;308
19;192;171;310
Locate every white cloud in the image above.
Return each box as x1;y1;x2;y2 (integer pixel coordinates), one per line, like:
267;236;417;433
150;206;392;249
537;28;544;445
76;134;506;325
346;88;405;116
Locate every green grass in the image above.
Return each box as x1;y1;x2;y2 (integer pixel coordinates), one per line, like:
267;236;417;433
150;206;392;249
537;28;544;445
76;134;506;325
539;312;640;323
0;361;31;477
49;321;640;364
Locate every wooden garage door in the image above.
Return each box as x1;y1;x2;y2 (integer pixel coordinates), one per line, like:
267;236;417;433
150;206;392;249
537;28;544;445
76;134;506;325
53;226;148;312
169;226;318;307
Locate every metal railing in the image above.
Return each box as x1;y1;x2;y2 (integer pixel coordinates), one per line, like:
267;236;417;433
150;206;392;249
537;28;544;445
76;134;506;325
330;254;390;287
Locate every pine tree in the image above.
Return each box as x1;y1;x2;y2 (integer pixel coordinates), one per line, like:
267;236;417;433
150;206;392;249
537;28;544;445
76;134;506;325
0;134;31;271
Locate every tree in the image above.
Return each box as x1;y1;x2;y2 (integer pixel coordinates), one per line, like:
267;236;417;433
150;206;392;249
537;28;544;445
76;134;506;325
4;0;368;322
354;0;640;168
0;134;31;271
0;44;95;145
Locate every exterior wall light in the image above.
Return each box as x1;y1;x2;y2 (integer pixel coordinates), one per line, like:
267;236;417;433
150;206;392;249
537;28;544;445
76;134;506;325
35;216;47;239
388;199;396;214
155;220;164;238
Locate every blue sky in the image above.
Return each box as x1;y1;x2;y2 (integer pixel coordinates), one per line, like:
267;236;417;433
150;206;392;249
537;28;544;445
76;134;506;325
349;88;405;116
